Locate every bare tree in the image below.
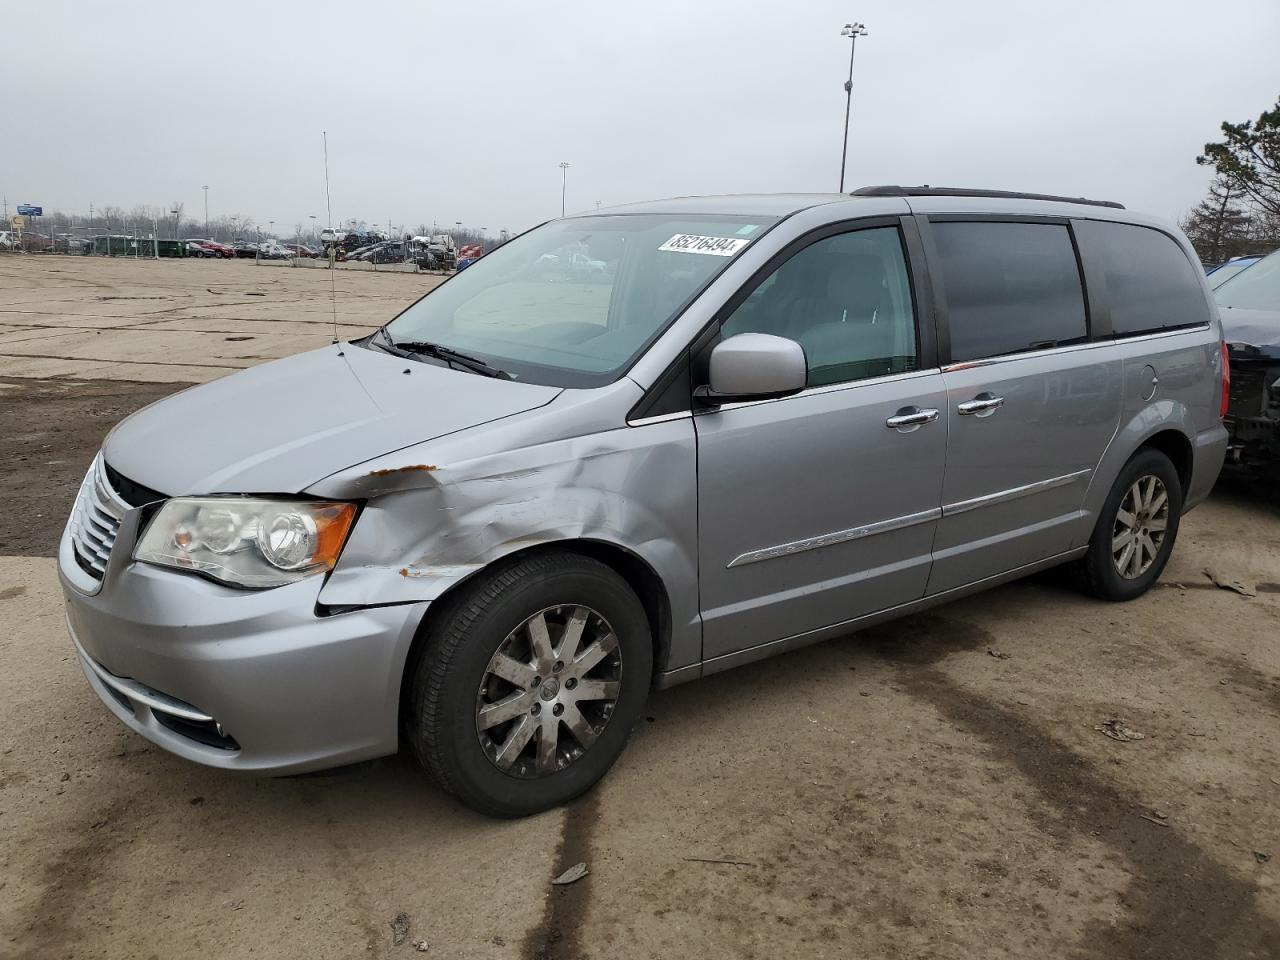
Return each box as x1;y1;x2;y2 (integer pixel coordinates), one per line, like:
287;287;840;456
228;214;255;239
1181;176;1280;262
1180;178;1252;263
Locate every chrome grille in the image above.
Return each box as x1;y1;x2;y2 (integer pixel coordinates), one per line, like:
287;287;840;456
68;456;127;580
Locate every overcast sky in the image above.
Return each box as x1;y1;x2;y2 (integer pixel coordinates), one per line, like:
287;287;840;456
4;0;1278;236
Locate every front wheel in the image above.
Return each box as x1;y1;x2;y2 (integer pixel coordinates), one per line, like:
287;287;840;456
405;553;652;817
1080;448;1183;601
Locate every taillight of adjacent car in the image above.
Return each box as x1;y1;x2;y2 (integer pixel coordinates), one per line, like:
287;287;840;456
1220;339;1231;420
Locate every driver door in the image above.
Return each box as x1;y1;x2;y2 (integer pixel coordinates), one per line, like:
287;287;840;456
695;220;947;661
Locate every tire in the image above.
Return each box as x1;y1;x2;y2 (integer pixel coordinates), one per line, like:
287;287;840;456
1080;448;1183;601
405;552;652;818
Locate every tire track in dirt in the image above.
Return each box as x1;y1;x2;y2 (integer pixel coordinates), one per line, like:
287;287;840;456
522;790;601;960
872;614;1280;960
11;796;142;959
0;351;249;370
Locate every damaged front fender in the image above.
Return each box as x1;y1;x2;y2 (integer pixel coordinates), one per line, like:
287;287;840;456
310;412;703;671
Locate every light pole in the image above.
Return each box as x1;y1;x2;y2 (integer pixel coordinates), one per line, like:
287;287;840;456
838;22;868;194
202;185;209;237
309;214;317;241
170;208;180;240
559;162;570;217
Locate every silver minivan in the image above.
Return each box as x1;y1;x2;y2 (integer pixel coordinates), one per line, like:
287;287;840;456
60;187;1229;816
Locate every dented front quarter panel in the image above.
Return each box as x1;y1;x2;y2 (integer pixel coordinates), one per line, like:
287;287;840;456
308;380;704;672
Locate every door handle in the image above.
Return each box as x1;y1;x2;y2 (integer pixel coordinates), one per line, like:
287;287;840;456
957;394;1005;416
886;407;940;430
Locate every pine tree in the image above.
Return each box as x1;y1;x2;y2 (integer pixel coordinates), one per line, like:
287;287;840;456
1197;96;1280;219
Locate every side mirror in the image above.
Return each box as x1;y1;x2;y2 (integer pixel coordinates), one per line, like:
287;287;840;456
695;333;807;406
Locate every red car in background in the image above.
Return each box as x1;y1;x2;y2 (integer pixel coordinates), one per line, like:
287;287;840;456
186;238;234;258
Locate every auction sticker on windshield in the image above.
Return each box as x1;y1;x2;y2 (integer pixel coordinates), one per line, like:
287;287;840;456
658;234;750;256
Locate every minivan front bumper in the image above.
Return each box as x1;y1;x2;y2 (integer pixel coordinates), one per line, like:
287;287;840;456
59;514;428;775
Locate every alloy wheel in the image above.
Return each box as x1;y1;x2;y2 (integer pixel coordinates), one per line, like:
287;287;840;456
1111;474;1169;579
475;605;622;779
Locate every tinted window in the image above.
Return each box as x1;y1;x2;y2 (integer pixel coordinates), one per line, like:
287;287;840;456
933;222;1087;362
720;226;916;387
1074;220;1209;334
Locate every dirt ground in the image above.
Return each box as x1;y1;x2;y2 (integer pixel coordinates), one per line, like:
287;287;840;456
1;254;1278;960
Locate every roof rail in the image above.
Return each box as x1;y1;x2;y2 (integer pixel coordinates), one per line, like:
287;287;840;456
851;185;1125;210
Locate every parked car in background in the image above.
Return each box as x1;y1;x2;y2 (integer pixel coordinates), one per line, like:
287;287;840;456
1207;254;1264;289
426;234;457;269
258;242;293;260
1216;248;1280;473
364;242;406;265
322;230;384;259
406;238;440;269
285;243;319;258
230;240;260;258
349;240;436;266
187;238;233;259
185;240;215;257
53;235;90;254
455;243;485;271
366;241;399;264
60;188;1227;818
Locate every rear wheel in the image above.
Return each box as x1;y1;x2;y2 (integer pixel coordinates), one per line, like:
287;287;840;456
405;553;652;818
1080;448;1182;601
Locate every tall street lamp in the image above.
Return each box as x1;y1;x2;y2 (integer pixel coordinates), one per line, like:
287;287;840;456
838;22;868;194
309;214;317;241
202;185;209;236
559;162;570;217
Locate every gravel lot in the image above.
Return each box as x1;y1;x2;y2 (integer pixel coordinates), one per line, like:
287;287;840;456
2;254;1278;960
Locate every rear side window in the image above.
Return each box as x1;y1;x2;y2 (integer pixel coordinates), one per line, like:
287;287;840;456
1073;220;1209;335
932;222;1088;363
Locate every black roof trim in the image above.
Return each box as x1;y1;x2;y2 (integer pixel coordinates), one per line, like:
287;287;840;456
851;185;1125;210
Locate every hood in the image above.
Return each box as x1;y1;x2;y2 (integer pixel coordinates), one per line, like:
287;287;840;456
103;343;561;495
1220;307;1280;359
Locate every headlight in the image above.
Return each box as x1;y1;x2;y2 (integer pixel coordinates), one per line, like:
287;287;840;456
135;498;357;588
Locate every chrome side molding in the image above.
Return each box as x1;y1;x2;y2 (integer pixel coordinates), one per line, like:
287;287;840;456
726;507;941;568
942;468;1093;516
726;467;1093;568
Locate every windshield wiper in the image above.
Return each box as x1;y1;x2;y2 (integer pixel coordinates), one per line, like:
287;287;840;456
373;328;513;379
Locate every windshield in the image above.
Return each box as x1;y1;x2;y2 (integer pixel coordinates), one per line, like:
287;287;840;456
1216;249;1280;310
1209;258;1258;289
380;213;775;386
